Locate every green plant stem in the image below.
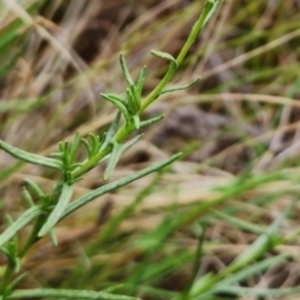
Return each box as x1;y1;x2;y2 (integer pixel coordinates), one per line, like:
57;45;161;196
141;64;175;111
18;214;45;257
176;0;216;66
71;140;113;179
71;0;218;180
0;263;14;294
142;0;218;110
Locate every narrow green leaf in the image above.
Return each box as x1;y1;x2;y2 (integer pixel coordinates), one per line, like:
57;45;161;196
0;206;42;248
150;50;177;67
127;86;141;115
121;134;143;153
0;246;10;257
130;85;141;106
140;114;165;128
126;85;142;115
136;65;147;96
101;93;131;124
5;214;18;246
99;111;121;152
49;229;58;246
202;0;221;28
80;138;93;158
159;77;200;95
105;93;126;103
59;141;68;156
15;257;21;273
5;214;14;225
69;131;81;162
212;210;267;235
119;54;134;86
209;255;289;298
38;184;74;237
24;178;46;200
132;115;140;129
6;288;139;300
7;272;28;292
22;187;35;208
103;142;123;181
50;152;64;159
49;177;64;204
231;199;294;269
0;139;62;170
62;153;181;219
89;133;101;155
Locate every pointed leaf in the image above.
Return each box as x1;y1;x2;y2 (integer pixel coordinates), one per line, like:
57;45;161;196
202;0;221;28
69;131;81;162
159;77;200;95
99;111;121;152
119;54;134;85
101;93;131;124
49;229;58;246
127;85;141;115
0;139;62;170
24;178;46;200
15;257;21;273
50;152;64;159
59;141;67;152
6;272;28;294
136;65;147;96
150;50;177;67
5;215;18;247
0;206;42;248
103;142;123;181
132;114;140;129
22;187;35;208
89;133;101;155
121;134;143;153
105;93;126;103
38;183;73;237
80;138;92;158
140;114;165;128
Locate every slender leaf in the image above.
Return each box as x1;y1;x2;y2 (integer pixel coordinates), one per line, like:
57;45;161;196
120;134;143;154
150;50;177;67
62;153;181;218
159;77;200;95
0;139;62;170
101;93;131;124
140;115;165;128
38;184;74;237
103;142;123;181
69;131;81;162
136;65;147;95
0;206;43;248
6;288;139;300
22;187;35;208
99;111;121;152
119;54;134;86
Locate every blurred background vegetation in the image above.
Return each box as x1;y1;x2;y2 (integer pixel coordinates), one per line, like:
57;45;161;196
1;0;300;299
